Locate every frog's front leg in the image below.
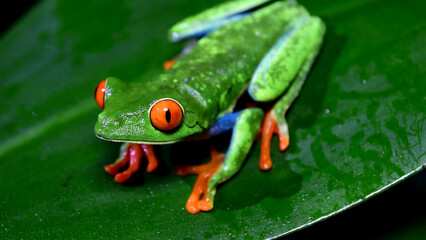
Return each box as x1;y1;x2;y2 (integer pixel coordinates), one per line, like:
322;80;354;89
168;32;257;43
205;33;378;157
175;108;263;214
104;143;159;183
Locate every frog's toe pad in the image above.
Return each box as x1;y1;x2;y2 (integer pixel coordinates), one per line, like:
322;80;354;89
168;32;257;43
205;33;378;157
186;193;214;214
104;153;130;176
114;172;132;183
279;135;289;152
104;164;122;176
259;157;273;171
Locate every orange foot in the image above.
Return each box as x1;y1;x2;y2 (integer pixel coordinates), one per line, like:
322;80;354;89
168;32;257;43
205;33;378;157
259;110;289;171
104;144;159;183
163;58;177;70
174;147;224;214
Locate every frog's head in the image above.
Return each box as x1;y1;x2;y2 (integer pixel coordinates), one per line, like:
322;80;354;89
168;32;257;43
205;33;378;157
94;77;203;144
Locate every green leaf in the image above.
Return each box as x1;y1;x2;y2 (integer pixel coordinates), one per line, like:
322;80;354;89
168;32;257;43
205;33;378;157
0;0;425;239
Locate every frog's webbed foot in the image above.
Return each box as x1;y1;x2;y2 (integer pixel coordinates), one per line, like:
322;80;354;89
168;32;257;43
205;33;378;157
104;144;159;183
260;109;289;171
174;147;224;214
176;108;263;214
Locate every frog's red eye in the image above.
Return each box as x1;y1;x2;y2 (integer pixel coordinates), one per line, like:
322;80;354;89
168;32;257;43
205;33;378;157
149;99;183;131
95;80;106;109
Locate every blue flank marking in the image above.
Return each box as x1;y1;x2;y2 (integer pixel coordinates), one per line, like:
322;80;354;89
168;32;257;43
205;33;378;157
207;111;242;136
184;13;249;40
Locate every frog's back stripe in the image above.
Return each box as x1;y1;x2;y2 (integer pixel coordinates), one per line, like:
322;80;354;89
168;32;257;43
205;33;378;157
249;15;326;101
168;0;274;42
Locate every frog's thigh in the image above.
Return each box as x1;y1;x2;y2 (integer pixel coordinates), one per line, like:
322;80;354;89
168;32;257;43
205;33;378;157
208;108;263;189
248;16;326;102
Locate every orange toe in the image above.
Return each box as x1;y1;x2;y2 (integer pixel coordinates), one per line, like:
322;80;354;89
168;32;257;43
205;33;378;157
142;145;159;173
279;135;289;152
177;146;224;214
114;172;131;183
259;109;290;170
104;144;158;183
163;59;177;70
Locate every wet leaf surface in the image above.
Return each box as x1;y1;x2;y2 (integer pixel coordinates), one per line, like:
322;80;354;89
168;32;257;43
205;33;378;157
0;0;425;238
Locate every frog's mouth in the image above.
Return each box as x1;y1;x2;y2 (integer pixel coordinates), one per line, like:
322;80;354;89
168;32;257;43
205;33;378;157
95;134;182;145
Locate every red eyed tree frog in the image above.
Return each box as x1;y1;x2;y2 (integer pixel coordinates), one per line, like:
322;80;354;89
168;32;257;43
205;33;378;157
94;0;325;214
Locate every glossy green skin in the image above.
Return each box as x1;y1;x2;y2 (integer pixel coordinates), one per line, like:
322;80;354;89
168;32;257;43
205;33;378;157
95;77;204;144
95;2;309;143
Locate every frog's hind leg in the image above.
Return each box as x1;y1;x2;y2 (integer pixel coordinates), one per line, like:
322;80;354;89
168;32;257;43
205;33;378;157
247;15;325;170
175;108;263;214
259;28;325;170
259;59;309;170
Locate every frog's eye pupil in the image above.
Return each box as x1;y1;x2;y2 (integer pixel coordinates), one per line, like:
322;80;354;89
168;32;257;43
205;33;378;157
165;109;171;123
150;99;183;131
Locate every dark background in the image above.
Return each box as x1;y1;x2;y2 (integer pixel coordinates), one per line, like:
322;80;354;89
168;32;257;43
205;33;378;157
1;1;425;239
0;0;38;35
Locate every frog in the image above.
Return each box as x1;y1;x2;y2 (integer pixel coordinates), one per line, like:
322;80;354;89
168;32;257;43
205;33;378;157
94;0;325;214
